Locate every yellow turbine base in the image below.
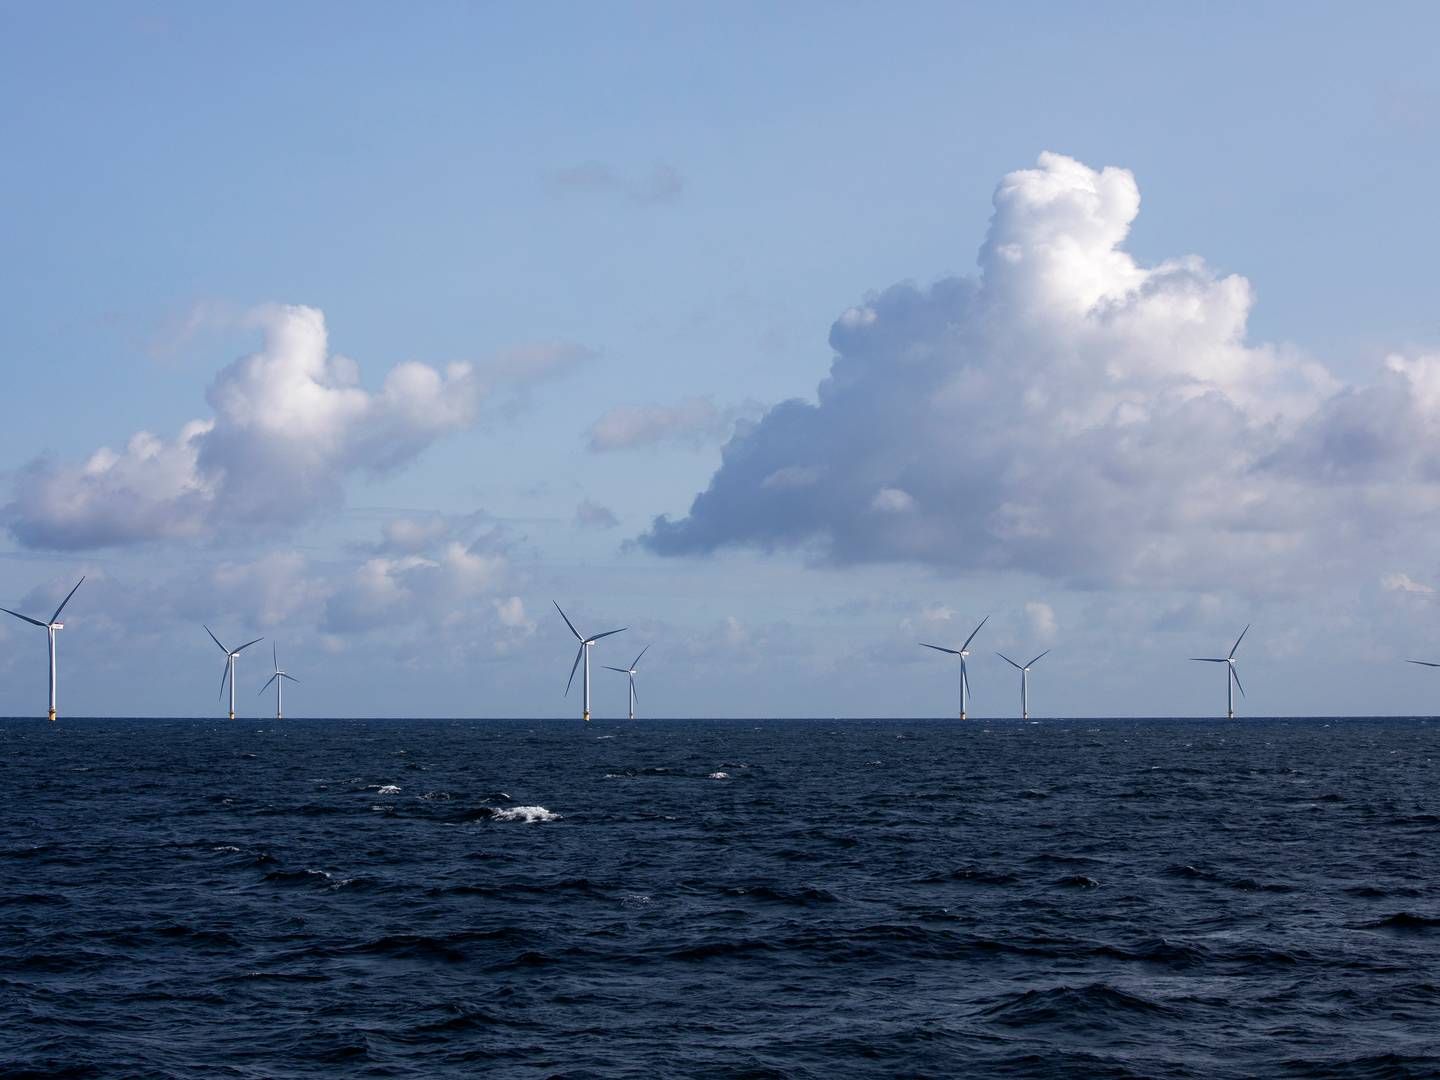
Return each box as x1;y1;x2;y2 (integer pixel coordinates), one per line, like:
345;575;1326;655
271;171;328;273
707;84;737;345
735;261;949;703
48;709;56;722
583;710;590;723
229;711;235;721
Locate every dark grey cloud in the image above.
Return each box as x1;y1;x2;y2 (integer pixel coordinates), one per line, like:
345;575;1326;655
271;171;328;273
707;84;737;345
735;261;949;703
548;161;685;205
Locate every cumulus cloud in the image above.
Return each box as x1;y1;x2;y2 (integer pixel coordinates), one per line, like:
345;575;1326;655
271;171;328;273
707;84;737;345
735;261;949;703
587;396;763;452
641;151;1440;591
7;306;585;550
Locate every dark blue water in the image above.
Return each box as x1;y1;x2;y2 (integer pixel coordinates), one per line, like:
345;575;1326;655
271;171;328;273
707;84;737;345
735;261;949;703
2;717;1438;1078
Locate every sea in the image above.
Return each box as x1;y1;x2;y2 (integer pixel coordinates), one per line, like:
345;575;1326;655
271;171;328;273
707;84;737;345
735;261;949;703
1;716;1437;1079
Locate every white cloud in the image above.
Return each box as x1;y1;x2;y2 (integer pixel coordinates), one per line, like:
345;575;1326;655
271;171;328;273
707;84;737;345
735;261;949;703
1382;572;1435;596
642;151;1437;593
1025;600;1057;641
871;487;915;513
8;305;586;550
587;396;762;452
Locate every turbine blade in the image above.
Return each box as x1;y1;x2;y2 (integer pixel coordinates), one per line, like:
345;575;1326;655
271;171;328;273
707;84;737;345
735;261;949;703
281;673;300;683
1229;624;1250;659
1190;657;1227;663
630;676;638;705
565;645;583;697
218;662;230;701
1407;659;1440;668
961;615;990;652
259;674;278;695
996;652;1022;670
632;644;650;669
1028;649;1051;668
273;643;278;670
1231;665;1246;698
0;606;47;629
589;627;626;642
962;664;971;698
553;601;582;641
920;643;960;655
49;577;84;625
204;625;228;653
603;666;629;673
235;637;264;654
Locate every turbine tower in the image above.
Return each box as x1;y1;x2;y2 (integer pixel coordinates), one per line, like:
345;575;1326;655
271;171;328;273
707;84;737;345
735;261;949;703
920;615;989;720
206;626;263;721
554;602;625;722
2;576;84;722
1191;624;1249;719
997;649;1050;720
604;645;650;720
258;644;300;721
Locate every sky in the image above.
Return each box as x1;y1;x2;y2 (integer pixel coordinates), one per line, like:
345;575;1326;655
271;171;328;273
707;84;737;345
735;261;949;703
3;2;1440;719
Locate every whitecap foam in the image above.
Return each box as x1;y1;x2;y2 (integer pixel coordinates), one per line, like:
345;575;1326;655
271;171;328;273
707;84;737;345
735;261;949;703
491;805;561;823
708;771;730;780
377;785;401;795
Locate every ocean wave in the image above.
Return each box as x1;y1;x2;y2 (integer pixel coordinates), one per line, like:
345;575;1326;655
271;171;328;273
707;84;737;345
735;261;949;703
1356;912;1440;931
981;982;1170;1029
492;805;561;823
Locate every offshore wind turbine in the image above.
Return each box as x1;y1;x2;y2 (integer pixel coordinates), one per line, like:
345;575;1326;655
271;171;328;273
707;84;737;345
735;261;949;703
920;615;989;720
1191;624;1249;719
2;576;84;722
258;644;299;721
997;649;1050;720
604;645;650;721
206;626;263;721
554;602;626;722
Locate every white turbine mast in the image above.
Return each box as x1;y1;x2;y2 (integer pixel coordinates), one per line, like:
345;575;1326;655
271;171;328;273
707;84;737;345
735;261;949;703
604;644;651;721
554;602;626;722
920;615;989;720
2;576;85;722
258;643;300;721
1190;624;1250;719
206;626;263;721
997;648;1050;720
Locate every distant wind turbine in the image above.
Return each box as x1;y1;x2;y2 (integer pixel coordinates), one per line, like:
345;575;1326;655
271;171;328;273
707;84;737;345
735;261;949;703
2;576;84;722
997;649;1050;720
258;644;299;721
604;645;650;720
206;626;263;721
554;602;625;722
1406;659;1440;670
1191;624;1249;719
920;615;989;720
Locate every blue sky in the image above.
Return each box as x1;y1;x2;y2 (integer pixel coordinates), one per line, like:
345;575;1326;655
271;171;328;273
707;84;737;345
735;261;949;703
3;2;1440;718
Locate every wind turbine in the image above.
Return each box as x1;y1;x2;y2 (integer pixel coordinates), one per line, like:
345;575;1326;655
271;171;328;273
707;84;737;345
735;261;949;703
997;649;1050;720
2;576;84;722
1191;624;1249;719
554;602;625;722
258;644;299;721
604;645;650;720
920;615;989;720
206;626;263;721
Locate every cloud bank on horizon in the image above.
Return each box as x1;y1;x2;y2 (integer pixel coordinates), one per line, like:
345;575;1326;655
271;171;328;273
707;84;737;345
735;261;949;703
641;151;1440;591
5;305;587;550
